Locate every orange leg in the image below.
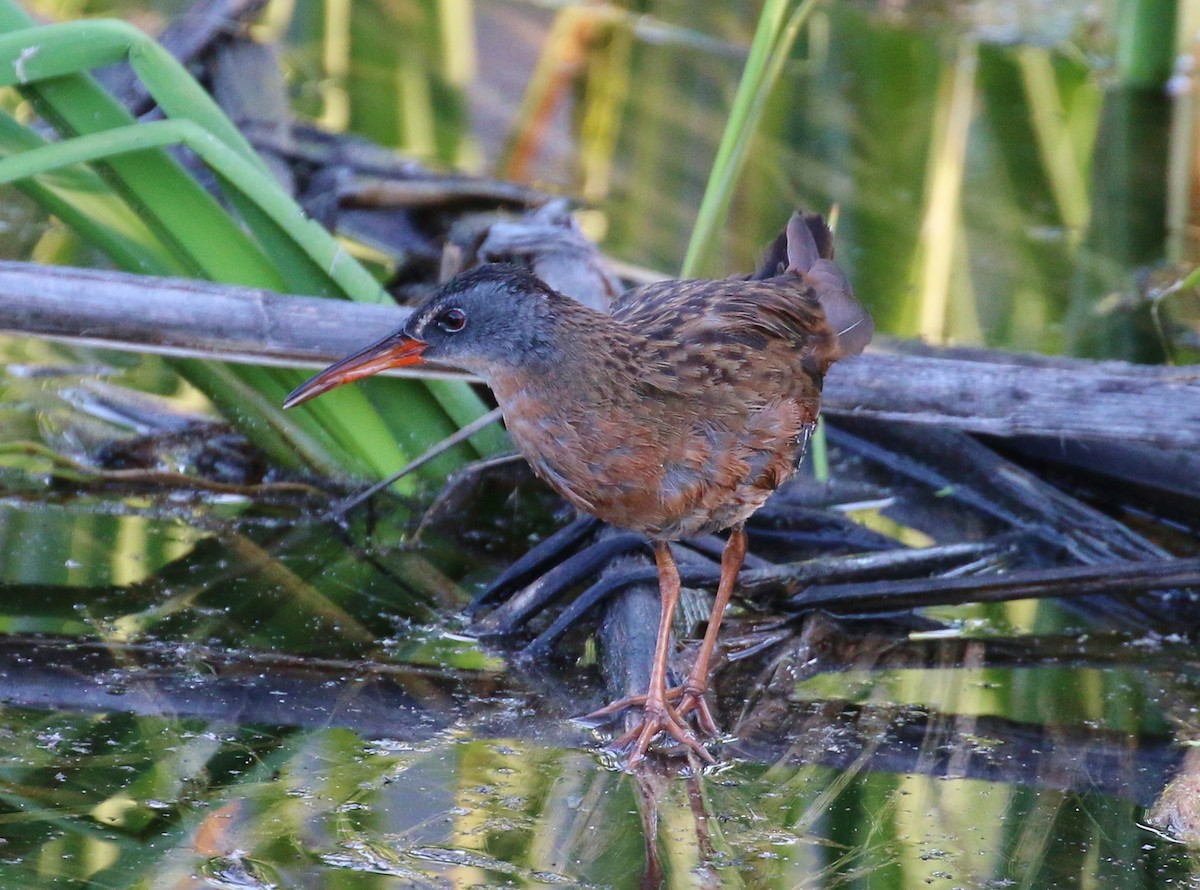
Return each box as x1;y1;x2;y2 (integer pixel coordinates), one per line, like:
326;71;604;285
603;542;713;765
674;526;746;736
582;527;747;741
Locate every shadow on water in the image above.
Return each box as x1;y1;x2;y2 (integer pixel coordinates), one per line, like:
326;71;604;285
1;0;1199;887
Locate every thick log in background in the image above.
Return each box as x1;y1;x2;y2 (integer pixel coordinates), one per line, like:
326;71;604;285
1;261;1197;449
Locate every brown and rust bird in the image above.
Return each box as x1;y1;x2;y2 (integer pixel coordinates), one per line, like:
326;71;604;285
284;211;871;764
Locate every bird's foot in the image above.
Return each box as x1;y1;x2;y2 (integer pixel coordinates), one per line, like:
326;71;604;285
580;685;722;764
608;698;715;767
581;684;721;736
583;686;720;734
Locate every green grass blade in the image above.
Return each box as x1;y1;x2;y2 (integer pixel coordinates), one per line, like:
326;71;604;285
682;0;818;277
0;18;283;287
0;19;270;174
0;117;382;299
0;111;186;275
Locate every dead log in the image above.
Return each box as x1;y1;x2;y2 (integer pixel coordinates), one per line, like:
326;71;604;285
0;261;1197;448
825;349;1200;450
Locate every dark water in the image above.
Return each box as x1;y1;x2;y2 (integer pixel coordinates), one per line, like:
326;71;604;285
1;0;1198;887
2;386;1197;887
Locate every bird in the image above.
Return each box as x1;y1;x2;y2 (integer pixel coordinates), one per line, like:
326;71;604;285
283;211;872;765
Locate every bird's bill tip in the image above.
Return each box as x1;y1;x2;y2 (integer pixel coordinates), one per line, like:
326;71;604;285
283;334;428;409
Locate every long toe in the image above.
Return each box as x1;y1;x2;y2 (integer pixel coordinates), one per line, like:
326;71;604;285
577;693;651;725
577;686;688;725
675;691;721;739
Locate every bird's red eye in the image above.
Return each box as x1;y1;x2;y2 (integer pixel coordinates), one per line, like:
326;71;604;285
437;307;467;333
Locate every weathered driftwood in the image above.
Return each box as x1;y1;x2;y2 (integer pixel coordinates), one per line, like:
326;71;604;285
0;261;406;370
827;349;1200;450
1;261;1197;448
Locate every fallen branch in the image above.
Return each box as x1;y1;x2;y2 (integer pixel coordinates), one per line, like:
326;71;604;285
793;555;1200;612
825;349;1200;450
2;261;1197;446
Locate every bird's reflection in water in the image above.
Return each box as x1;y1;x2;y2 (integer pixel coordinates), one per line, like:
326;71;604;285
627;759;722;890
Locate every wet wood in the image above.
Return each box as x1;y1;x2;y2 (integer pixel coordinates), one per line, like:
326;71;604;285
1;261;1197;448
793;554;1200;612
827;420;1174;565
597;548;661;720
469;514;603;613
825;346;1200;450
514;541;1004;655
471;531;647;637
827;419;1191;628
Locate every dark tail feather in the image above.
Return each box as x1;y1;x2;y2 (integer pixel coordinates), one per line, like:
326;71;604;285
784;211;873;359
785;211;835;269
747;210;873;358
819;280;874;359
748;211;834;280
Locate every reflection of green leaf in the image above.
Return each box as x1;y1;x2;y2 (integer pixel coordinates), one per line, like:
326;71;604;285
383;626;503;672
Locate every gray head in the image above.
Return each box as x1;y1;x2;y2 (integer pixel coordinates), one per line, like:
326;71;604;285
282;264;568;408
402;264;567;375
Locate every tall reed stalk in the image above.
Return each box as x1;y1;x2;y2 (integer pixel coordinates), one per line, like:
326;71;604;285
681;0;819;277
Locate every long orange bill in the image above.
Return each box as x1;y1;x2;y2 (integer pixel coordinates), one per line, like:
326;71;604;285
282;332;428;409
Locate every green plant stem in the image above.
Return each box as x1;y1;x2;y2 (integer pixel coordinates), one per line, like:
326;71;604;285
0;5;285;286
0;20;267;172
0;113;181;274
1117;0;1177;88
681;0;818;277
